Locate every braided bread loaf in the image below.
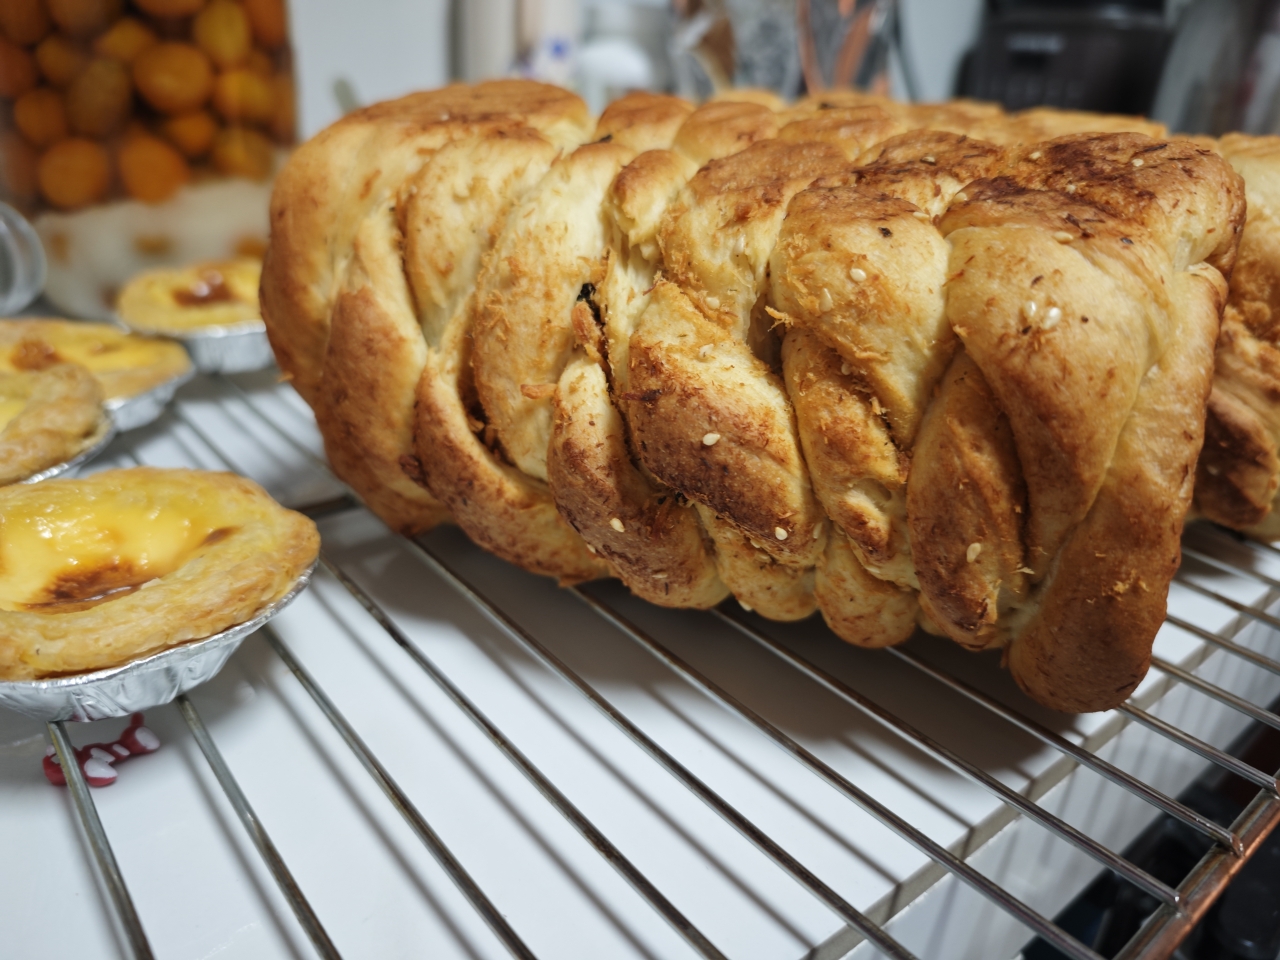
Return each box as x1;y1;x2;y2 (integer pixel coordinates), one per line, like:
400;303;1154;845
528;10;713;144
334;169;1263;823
1190;135;1280;537
262;81;1245;712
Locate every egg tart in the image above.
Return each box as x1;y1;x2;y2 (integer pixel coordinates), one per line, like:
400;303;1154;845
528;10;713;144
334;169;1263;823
0;364;110;486
0;319;193;406
116;258;263;334
0;467;319;680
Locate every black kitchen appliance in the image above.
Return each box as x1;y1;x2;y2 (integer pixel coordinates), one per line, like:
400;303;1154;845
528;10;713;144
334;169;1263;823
958;0;1171;115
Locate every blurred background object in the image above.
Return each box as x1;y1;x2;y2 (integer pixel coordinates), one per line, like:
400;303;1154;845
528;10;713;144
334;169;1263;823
956;0;1171;115
12;0;1280;319
797;0;902;96
578;0;671;113
456;0;585;89
456;0;519;83
293;0;448;134
0;202;46;315
1151;0;1280;137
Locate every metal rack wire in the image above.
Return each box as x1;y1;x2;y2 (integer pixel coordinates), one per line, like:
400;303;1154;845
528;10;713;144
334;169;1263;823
39;371;1280;960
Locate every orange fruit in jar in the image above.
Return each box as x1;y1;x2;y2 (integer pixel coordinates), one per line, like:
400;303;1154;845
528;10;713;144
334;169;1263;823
47;0;122;38
270;71;293;141
93;18;157;64
133;42;213;114
35;33;87;87
118;132;189;203
211;125;271;179
66;57;131;137
244;47;272;77
0;0;52;47
0;131;40;203
161;109;217;157
243;0;286;49
13;86;68;147
37;136;110;209
0;36;39;98
212;67;271;124
133;0;206;17
193;0;250;69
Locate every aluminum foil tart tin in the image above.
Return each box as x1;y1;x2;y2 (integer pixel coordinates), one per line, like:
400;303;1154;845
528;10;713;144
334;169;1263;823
105;365;196;431
120;320;275;375
0;565;314;722
18;417;117;485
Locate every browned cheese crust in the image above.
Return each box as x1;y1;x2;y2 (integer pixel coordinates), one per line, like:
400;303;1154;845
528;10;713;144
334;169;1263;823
264;82;1247;712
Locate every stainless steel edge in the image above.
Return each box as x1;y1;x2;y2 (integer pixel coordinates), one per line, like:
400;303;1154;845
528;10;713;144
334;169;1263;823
1115;783;1280;960
105;364;196;431
121;320;274;374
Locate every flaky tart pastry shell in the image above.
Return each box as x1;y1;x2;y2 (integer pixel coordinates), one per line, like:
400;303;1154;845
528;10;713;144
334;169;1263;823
116;258;263;334
0;318;192;403
0;467;320;680
0;363;109;485
261;80;1249;712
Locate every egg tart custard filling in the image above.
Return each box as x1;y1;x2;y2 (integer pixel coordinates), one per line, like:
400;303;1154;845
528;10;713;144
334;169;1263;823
0;319;192;403
0;468;319;680
116;259;264;334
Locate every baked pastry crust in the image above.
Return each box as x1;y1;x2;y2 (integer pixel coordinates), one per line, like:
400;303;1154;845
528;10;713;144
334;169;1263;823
0;467;319;680
0;363;109;485
264;81;1246;712
116;258;263;333
0;318;192;402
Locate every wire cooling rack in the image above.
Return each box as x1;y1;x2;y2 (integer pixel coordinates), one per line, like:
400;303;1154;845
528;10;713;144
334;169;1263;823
4;370;1280;960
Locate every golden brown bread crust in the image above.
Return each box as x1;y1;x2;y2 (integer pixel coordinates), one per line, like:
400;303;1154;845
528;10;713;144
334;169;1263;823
318;281;447;536
410;92;706;583
595;92;695;152
549;350;727;607
620;138;851;611
815;525;918;648
264;81;593;536
672;99;778;167
1193;134;1280;537
415;318;609;582
777;103;906;160
1008;264;1226;711
781;326;909;582
265;82;1248;712
628;280;824;566
769;132;1002;609
471;139;637;481
925;137;1242;709
1196;312;1280;530
260;80;592;405
907;351;1029;650
0;468;319;680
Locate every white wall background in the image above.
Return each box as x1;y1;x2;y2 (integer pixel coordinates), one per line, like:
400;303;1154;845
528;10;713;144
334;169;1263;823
899;0;984;101
288;0;451;137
